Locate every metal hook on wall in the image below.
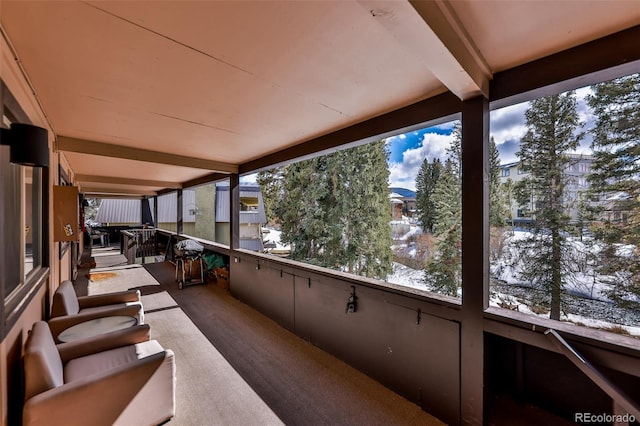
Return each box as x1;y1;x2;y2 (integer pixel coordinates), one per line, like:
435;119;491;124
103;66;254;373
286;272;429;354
346;286;357;313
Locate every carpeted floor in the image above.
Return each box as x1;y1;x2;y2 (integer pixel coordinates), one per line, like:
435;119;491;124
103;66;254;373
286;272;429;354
143;261;443;426
76;252;284;425
144;296;284;426
75;246;445;425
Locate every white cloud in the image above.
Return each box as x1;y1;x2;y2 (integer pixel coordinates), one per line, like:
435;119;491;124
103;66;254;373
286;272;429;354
388;133;454;190
489;90;595;164
490;102;528;148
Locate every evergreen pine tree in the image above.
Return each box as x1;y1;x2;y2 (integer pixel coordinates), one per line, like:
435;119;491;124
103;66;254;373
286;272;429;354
424;123;462;297
586;73;640;305
415;158;442;233
256;167;284;227
279;141;393;279
489;137;508;227
501;178;516;227
327;141;393;278
512;92;584;320
424;158;461;296
280;157;328;261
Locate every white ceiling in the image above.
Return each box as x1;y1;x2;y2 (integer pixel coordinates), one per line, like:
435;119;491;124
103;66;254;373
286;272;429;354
1;0;639;196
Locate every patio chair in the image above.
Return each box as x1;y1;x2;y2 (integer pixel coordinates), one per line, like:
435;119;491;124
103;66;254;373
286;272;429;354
48;280;144;343
23;321;176;426
87;225;109;248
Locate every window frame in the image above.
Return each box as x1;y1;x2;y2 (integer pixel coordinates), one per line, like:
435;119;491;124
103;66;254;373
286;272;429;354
1;79;50;340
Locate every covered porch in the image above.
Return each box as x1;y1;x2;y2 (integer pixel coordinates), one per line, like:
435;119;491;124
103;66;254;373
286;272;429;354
1;1;640;425
79;244;570;425
78;245;445;425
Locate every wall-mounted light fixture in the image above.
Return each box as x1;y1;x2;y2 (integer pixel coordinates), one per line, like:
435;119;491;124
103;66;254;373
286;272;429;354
1;123;49;167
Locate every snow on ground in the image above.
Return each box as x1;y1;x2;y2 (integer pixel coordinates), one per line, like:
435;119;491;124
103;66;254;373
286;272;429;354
263;225;639;337
389;228;640;337
261;228;291;256
490;284;640;337
492;230;638;304
391;217;422;241
387;262;428;291
490;230;640;336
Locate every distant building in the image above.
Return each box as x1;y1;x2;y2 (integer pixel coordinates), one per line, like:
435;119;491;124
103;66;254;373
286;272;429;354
499;154;593;225
95;184;267;251
389;187;417;220
215;185;266;251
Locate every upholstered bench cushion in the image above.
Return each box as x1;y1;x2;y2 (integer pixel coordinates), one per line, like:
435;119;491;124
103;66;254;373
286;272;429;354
63;340;176;426
64;340;163;383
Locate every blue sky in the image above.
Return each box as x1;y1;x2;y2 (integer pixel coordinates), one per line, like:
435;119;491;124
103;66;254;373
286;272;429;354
387;126;453;163
387;87;594;191
241;88;594;189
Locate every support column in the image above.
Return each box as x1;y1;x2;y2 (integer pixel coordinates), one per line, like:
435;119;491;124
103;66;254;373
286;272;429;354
153;195;158;229
460;95;489;425
177;188;183;235
229;173;240;250
141;197;153;227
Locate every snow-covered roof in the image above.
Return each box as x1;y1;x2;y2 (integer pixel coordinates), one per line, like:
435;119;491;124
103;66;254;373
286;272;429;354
389;187;416;198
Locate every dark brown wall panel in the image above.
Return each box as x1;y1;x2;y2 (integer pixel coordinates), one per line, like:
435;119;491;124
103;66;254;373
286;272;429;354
231;254;461;425
231;257;296;331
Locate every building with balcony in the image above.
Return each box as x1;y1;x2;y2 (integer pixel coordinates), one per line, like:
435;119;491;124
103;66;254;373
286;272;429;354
94;185;266;251
499;154;594;225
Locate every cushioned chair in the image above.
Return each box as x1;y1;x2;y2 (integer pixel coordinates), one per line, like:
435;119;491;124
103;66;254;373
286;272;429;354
48;280;144;343
23;321;175;426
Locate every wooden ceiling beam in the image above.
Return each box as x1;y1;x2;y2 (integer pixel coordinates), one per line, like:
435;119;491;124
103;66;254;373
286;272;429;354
408;0;491;99
74;174;181;189
491;25;640;109
357;0;490;100
80;187;156;197
57;136;238;173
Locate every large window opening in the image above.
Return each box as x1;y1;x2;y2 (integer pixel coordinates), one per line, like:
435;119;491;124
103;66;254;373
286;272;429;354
254;120;463;301
181;179;230;246
489;73;640;338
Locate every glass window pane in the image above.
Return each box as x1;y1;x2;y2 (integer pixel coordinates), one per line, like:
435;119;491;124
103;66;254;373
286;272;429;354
256;123;462;301
182;179;230;246
24;167;42;279
2;122;43;300
489;73;640;338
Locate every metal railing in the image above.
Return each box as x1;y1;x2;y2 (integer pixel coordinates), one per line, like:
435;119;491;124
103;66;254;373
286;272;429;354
121;228;157;264
545;329;640;422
